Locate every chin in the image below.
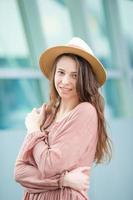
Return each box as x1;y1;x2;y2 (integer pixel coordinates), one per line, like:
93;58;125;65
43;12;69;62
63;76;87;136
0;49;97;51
59;94;71;99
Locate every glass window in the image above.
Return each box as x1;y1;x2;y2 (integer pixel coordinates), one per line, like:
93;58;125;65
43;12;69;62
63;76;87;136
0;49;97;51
85;0;112;68
118;0;133;68
37;0;74;46
0;0;32;69
104;79;128;118
0;0;47;130
0;79;46;130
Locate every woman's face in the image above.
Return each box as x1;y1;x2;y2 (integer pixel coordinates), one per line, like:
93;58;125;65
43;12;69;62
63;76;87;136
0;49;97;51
54;56;79;101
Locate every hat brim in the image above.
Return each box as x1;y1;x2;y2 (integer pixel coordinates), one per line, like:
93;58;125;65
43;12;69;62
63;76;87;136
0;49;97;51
39;46;107;86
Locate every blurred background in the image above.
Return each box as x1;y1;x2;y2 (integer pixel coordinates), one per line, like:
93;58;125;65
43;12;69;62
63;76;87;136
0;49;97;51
0;0;133;199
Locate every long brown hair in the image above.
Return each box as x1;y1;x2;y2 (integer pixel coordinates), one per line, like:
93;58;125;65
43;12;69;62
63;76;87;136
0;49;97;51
41;53;112;164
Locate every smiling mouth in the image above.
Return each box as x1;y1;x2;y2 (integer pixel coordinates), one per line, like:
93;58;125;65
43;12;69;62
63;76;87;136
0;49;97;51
60;87;72;91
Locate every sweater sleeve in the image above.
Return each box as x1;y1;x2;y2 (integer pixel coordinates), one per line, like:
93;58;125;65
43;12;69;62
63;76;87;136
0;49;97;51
14;131;66;193
32;103;98;178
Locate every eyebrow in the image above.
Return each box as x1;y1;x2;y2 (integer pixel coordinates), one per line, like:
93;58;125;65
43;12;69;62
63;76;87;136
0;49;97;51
57;68;77;74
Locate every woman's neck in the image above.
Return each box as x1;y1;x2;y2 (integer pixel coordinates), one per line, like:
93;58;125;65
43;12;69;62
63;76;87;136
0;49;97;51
53;99;79;123
58;98;79;114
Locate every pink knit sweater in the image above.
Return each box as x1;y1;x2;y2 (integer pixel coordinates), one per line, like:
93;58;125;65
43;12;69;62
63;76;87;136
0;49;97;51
14;102;98;200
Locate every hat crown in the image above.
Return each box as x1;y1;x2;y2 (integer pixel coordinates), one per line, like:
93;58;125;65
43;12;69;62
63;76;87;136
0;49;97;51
67;37;94;56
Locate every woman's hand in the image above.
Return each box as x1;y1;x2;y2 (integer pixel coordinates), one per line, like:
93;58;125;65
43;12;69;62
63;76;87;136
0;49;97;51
25;104;45;133
63;166;90;192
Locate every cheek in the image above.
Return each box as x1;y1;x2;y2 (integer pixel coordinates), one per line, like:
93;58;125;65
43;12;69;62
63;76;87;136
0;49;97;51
54;75;58;83
73;80;77;89
54;75;61;89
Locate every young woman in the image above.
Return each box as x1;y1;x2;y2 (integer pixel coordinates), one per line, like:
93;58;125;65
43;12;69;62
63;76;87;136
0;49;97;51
14;37;111;200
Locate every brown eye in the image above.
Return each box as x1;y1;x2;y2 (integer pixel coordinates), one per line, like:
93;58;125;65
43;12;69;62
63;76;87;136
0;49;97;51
57;71;64;75
72;74;77;79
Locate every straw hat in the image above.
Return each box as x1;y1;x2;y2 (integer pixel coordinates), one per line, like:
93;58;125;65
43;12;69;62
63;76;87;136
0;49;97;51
39;37;107;86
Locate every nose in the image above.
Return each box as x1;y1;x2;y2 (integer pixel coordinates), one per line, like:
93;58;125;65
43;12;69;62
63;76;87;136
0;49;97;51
62;75;70;84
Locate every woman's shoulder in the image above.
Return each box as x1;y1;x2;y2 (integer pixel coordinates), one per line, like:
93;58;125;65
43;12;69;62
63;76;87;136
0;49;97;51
76;102;96;114
69;102;97;122
68;102;97;125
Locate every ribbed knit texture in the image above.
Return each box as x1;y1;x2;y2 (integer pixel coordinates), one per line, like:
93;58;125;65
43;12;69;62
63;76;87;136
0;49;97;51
14;102;98;200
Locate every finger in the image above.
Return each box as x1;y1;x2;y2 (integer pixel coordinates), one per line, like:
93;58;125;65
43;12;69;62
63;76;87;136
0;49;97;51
78;166;91;173
36;107;41;114
87;182;90;188
80;190;87;195
87;176;90;181
85;182;90;189
82;182;89;190
32;108;37;112
85;178;89;184
40;104;46;117
75;166;90;170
